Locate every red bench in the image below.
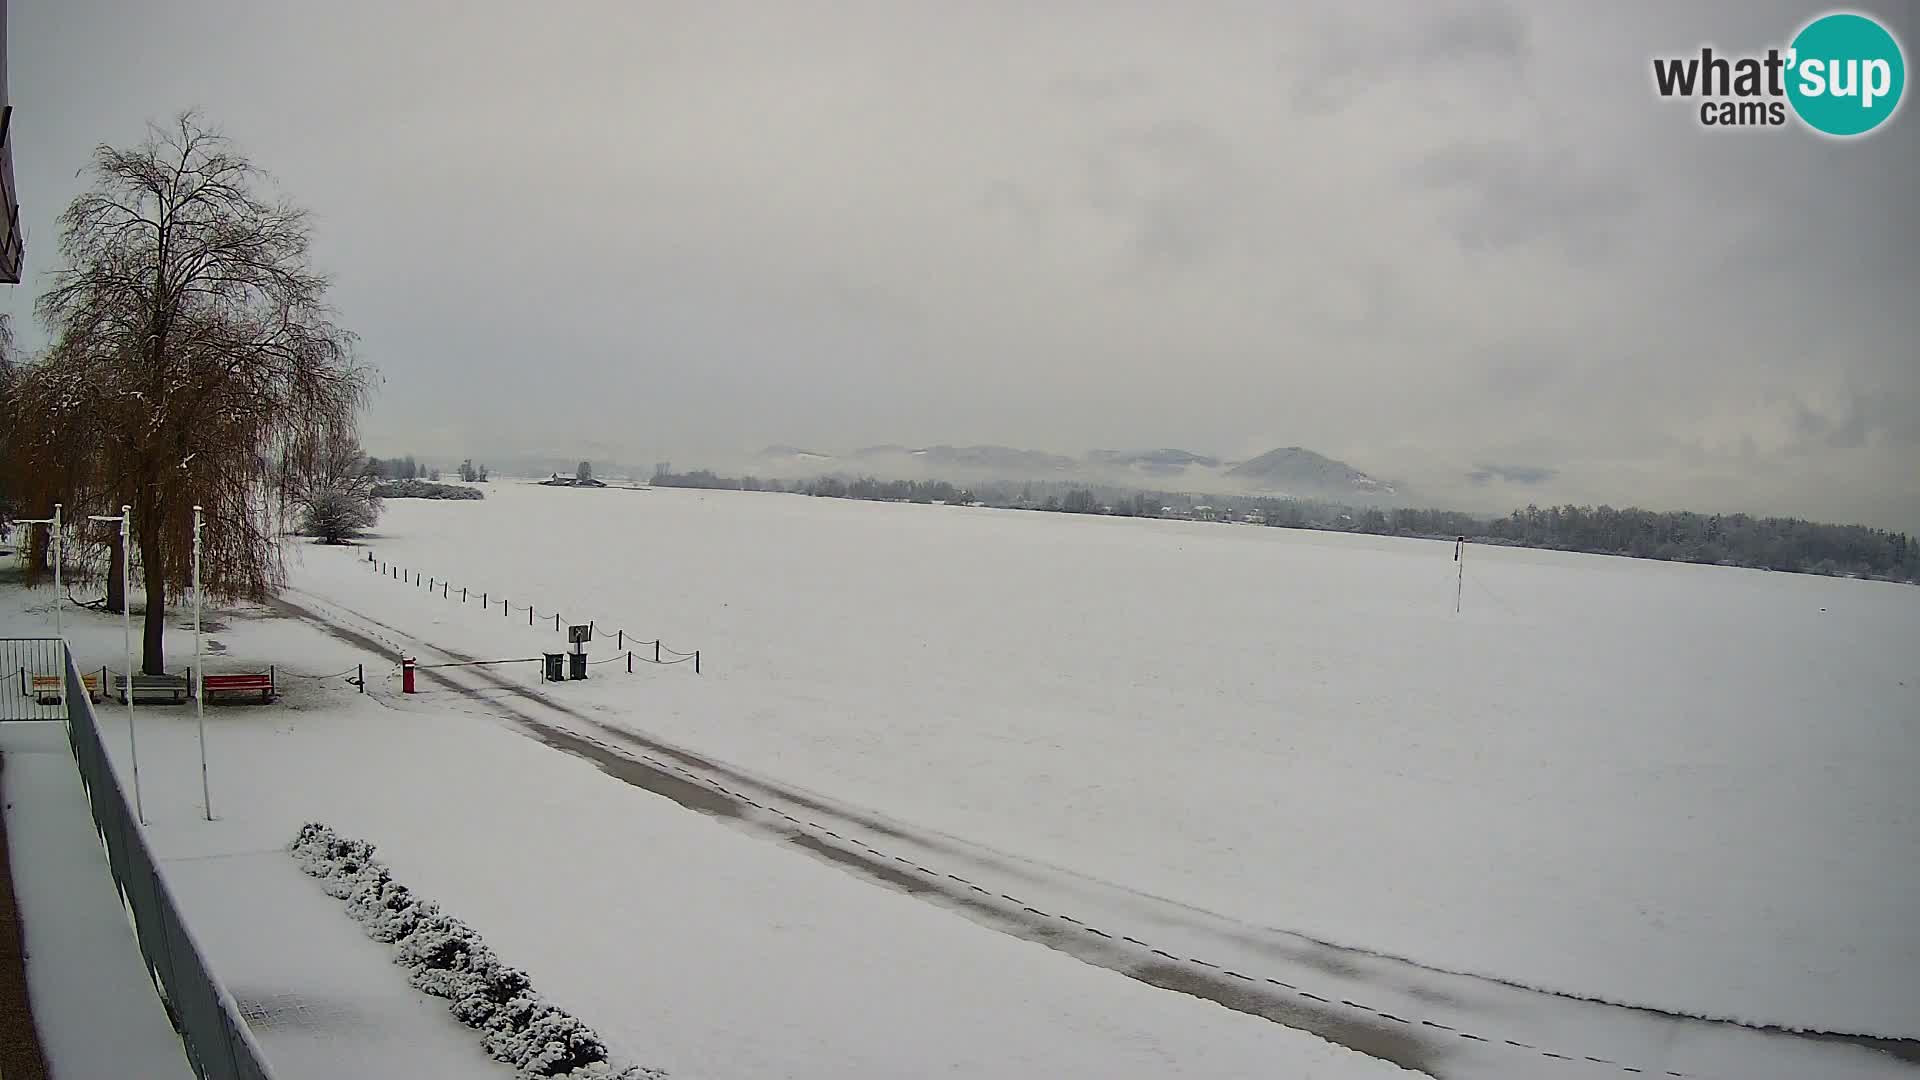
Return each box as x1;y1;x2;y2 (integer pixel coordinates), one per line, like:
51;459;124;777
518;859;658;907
202;670;276;703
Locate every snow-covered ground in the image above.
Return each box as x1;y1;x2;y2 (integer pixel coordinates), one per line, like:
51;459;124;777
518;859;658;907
294;482;1917;1040
5;479;1914;1079
2;581;1408;1079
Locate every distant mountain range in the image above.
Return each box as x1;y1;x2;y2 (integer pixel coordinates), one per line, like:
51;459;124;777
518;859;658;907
749;443;1398;502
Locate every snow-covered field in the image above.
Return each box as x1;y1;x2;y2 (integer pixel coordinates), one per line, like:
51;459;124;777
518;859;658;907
6;479;1915;1079
3;575;1407;1079
294;481;1918;1039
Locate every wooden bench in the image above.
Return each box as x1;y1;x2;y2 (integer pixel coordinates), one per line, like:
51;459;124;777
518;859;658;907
114;673;191;705
30;672;102;705
202;670;276;704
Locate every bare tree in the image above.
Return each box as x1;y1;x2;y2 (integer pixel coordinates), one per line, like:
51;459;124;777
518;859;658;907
35;111;371;673
294;430;382;544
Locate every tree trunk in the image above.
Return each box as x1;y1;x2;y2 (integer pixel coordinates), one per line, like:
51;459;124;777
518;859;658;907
105;532;126;613
138;525;167;675
26;523;50;583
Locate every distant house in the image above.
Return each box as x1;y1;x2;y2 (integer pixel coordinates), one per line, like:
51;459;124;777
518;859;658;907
539;474;608;488
1192;505;1218;522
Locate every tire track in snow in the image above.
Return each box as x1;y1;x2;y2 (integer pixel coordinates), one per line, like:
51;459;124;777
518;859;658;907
277;585;1920;1080
275;591;1447;1076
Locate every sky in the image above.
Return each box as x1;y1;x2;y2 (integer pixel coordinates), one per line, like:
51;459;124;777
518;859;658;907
3;1;1916;529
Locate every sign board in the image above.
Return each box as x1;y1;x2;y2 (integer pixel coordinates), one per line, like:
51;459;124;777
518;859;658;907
568;624;592;644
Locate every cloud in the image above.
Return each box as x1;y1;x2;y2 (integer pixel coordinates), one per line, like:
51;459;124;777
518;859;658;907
1469;464;1559;486
3;0;1915;531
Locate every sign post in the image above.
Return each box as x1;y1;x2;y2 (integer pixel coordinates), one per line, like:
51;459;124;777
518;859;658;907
567;624;591;680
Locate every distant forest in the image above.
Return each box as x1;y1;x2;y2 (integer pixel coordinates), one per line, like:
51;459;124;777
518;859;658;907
651;469;1920;584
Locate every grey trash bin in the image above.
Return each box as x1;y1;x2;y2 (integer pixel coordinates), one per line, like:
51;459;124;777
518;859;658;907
568;651;587;680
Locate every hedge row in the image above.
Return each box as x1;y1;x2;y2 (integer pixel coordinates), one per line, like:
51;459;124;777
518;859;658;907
290;823;663;1079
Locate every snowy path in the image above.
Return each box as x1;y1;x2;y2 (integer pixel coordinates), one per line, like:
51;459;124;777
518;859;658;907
278;585;1920;1080
0;721;194;1080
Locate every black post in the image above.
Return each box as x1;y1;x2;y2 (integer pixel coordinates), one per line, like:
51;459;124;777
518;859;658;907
463;587;468;602
654;640;661;664
627;651;632;674
695;650;701;675
617;629;623;649
358;663;365;693
443;582;449;598
554;613;561;631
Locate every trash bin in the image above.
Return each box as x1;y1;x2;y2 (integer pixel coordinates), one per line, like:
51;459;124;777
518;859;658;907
542;652;565;682
568;651;588;680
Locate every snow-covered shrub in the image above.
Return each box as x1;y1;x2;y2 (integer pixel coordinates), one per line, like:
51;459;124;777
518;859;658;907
289;824;664;1080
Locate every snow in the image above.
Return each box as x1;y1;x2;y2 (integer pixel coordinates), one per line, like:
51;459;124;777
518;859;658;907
286;482;1918;1040
5;480;1915;1079
0;720;194;1080
2;585;1407;1080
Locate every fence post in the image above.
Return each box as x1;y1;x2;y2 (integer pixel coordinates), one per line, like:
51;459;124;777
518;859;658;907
694;650;701;675
529;606;534;626
443;582;449;598
554;613;561;631
463;587;468;602
358;663;364;693
616;629;623;649
654;640;661;664
627;651;632;674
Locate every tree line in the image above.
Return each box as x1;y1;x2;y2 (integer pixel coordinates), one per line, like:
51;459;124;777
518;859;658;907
649;470;1920;583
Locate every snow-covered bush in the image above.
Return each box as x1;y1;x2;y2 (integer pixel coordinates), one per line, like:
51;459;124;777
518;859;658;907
290;823;664;1080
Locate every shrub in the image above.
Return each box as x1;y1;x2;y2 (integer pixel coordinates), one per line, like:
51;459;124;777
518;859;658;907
289;824;662;1079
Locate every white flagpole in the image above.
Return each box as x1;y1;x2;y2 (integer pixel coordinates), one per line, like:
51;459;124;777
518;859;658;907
52;503;63;643
194;505;210;820
88;507;141;822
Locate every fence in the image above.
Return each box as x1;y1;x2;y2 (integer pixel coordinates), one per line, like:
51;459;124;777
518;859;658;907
364;553;703;673
60;646;278;1080
1;637;70;721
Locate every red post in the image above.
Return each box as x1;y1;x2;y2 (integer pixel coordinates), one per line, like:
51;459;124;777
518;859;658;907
402;656;417;694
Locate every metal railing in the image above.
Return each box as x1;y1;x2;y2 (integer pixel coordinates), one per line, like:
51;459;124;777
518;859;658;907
60;646;278;1080
1;637;69;721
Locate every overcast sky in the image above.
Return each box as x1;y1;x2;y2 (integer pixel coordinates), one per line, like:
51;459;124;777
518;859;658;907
5;1;1916;528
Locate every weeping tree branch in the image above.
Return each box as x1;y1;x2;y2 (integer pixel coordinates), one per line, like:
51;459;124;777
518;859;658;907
23;110;376;672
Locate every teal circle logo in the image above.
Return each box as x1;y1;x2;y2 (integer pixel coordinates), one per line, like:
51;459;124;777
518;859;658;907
1786;12;1906;136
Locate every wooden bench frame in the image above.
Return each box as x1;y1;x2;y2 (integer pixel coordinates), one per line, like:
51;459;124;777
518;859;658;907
202;670;276;704
115;674;191;705
30;672;102;705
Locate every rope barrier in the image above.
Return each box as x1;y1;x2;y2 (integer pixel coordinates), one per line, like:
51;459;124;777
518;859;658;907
363;554;702;672
278;666;360;680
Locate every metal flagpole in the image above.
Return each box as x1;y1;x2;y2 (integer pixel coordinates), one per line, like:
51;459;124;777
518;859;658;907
51;504;62;643
16;505;64;641
91;506;142;824
194;506;210;820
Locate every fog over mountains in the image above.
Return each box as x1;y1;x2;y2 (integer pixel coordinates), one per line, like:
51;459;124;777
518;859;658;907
745;443;1400;503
